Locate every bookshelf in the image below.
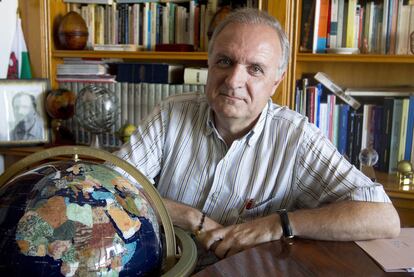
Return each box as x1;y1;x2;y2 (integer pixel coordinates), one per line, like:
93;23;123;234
18;0;292;107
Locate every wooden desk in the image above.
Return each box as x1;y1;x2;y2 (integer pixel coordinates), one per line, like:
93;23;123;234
193;239;414;276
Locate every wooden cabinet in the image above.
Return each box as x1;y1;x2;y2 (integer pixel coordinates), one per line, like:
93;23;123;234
377;172;414;227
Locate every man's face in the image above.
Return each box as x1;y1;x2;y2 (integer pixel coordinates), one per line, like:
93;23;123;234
206;22;284;126
13;94;35;122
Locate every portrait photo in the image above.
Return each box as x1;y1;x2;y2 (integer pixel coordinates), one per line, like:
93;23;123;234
0;79;49;145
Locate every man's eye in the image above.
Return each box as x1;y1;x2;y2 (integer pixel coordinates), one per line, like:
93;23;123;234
217;57;232;66
250;65;263;74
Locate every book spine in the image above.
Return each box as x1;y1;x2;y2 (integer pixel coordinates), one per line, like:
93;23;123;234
345;0;357;48
352;112;363;168
337;104;350;155
372;106;384;168
184;67;208;84
379;98;394;171
316;0;330;52
404;96;414;160
388;99;403;173
330;0;339;48
346;109;357;163
398;98;410;161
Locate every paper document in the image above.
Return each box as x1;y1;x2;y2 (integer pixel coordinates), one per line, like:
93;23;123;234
356;228;414;272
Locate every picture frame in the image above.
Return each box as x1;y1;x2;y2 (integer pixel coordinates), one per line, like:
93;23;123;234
0;79;50;145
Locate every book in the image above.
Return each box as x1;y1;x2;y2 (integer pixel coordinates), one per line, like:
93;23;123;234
337;104;350;155
329;0;339;48
57;64;108;75
388;99;403;173
379;98;394;172
345;0;357;48
405;96;414;161
398;98;410;161
63;0;113;3
56;74;116;83
184;67;208;84
93;43;140;51
345;87;414;97
314;72;361;109
115;63;184;84
300;0;317;51
314;0;329;53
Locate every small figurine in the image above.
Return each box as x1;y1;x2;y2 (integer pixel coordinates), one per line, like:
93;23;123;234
397;160;414;190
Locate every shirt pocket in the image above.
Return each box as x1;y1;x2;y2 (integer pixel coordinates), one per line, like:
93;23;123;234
238;196;281;223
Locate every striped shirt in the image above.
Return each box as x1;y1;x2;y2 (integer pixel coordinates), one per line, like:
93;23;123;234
115;93;390;226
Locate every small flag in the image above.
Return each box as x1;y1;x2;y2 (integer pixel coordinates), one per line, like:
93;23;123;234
7;16;32;79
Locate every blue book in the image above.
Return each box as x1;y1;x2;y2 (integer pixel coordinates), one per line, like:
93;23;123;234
404;96;414;161
372;105;384;168
315;83;323;128
337;104;350;155
115;63;184;84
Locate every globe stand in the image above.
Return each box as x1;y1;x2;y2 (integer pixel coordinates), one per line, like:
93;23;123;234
90;133;101;149
50;119;75;145
45;88;76;146
359;148;378;182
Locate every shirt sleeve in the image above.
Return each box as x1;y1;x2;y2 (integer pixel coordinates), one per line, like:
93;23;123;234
293;122;391;209
112;103;168;183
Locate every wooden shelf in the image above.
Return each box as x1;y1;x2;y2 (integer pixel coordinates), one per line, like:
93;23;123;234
297;53;414;63
376;171;414;200
53;50;209;61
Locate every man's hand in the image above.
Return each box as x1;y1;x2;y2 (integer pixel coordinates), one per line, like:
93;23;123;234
199;214;283;259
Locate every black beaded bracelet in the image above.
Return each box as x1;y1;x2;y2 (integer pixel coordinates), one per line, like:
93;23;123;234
194;212;206;237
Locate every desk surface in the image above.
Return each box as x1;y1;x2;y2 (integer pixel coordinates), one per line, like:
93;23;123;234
193;239;414;276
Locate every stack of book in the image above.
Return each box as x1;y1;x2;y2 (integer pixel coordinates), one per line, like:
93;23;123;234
56;58;119;83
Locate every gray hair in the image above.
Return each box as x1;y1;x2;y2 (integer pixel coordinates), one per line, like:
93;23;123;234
208;8;290;78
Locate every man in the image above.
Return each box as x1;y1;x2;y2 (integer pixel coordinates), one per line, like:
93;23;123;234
115;8;400;261
11;92;44;140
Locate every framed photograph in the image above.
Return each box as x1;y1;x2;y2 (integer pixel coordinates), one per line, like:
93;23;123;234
0;79;50;145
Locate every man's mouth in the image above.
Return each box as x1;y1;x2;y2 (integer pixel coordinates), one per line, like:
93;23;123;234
219;93;243;101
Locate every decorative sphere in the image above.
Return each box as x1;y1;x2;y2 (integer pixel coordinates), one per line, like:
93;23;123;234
0;160;162;276
45;88;76;120
397;160;413;174
358;148;379;167
74;85;119;134
58;11;88;50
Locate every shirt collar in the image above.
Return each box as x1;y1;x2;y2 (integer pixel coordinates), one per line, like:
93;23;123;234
204;100;270;146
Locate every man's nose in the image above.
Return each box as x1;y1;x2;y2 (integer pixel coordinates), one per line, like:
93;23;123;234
225;64;248;89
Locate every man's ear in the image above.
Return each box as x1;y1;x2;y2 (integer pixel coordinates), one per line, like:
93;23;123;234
271;72;286;96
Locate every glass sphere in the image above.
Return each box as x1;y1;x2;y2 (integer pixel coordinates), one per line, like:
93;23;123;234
358;148;379;167
75;85;119;134
0;160;163;276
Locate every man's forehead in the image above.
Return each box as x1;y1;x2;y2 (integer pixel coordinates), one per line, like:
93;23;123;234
213;26;280;61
